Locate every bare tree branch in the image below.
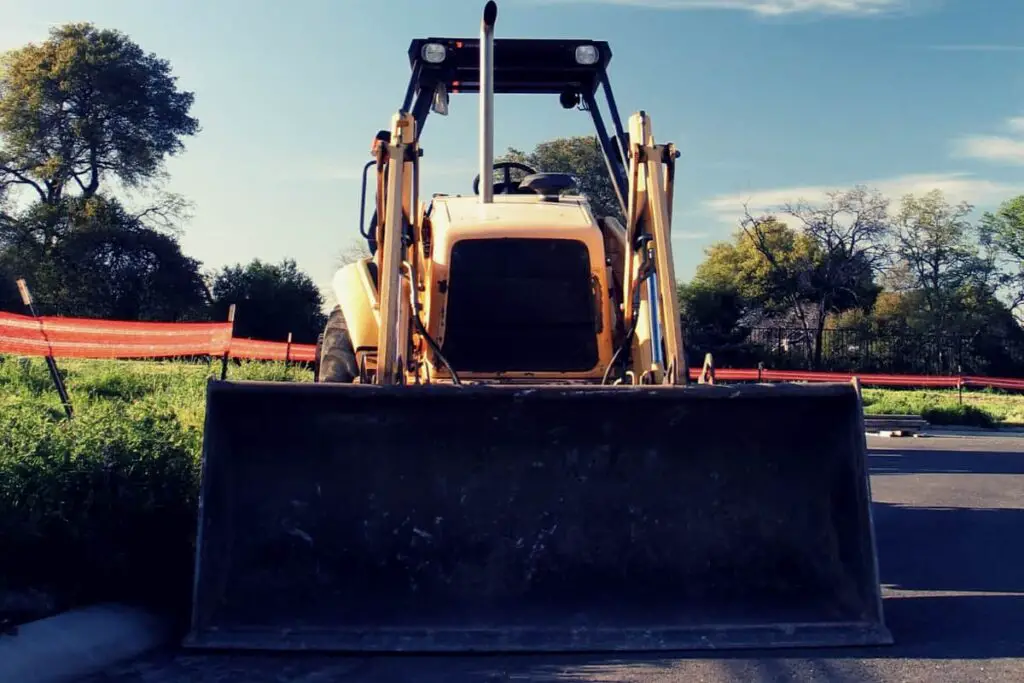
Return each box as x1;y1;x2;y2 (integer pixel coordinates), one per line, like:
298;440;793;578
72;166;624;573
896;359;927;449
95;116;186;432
0;162;48;203
128;192;192;234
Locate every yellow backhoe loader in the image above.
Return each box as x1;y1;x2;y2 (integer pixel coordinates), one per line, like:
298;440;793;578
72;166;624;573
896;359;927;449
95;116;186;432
185;1;891;653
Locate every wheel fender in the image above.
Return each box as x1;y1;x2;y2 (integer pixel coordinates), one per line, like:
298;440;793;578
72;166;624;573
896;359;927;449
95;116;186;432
332;258;379;355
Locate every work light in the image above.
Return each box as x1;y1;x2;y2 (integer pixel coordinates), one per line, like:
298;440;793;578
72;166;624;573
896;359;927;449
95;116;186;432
575;45;599;65
421;43;447;63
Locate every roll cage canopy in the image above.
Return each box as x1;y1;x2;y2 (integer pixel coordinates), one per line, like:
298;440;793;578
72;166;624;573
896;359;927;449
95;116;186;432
406;37;611;95
402;37;631;216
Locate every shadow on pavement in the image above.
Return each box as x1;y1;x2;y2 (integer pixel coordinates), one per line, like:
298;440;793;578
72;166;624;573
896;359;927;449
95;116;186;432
872;503;1023;594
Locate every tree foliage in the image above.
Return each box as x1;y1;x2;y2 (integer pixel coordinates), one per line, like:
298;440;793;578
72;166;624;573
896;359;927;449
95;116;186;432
693;192;885;368
677;280;750;365
692;218;810;315
0;23;199;206
209;259;327;344
683;184;1024;371
0;195;207;320
980;194;1024;319
0;22;207;322
888;190;995;334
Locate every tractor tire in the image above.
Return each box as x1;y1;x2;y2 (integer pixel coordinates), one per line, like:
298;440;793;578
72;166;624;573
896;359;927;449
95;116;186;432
316;306;358;383
313;333;324;382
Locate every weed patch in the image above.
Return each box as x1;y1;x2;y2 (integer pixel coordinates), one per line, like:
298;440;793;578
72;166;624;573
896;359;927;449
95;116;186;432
861;387;1018;427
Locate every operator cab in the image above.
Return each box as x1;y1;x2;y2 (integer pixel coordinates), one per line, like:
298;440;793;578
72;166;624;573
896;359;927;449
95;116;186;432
362;160;587;255
471;161;579;201
359;33;631;256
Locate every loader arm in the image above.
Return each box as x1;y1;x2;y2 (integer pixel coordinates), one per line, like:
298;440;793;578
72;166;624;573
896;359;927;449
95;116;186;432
620;112;687;385
372;112;420;385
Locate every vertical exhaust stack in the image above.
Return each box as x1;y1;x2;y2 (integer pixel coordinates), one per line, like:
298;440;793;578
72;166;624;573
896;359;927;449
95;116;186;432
480;1;497;204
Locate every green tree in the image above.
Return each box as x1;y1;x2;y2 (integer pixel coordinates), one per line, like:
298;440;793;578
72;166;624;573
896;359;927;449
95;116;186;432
979;194;1024;320
889;189;996;334
691;191;884;368
0;23;199;207
677;280;751;365
209;259;327;344
690;218;807;315
498;136;621;219
0;195;208;320
728;188;887;367
0;23;200;317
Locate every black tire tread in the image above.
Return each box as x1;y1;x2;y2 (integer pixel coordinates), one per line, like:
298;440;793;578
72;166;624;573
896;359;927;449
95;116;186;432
317;306;358;383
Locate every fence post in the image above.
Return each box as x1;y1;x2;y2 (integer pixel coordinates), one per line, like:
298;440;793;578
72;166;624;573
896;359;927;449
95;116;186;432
698;353;715;385
285;332;293;368
221;304;236;381
16;279;73;419
957;364;963;405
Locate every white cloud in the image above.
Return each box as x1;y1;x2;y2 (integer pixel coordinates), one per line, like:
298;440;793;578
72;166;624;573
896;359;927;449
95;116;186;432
951;116;1024;166
703;172;1023;225
534;0;909;16
954;137;1024;165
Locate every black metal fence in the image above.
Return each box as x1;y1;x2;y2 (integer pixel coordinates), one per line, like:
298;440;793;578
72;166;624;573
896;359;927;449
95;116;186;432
694;327;1024;377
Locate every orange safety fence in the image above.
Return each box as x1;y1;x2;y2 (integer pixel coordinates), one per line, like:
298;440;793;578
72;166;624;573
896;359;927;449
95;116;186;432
0;311;316;362
686;367;1024;391
228;338;316;363
2;310;1023;389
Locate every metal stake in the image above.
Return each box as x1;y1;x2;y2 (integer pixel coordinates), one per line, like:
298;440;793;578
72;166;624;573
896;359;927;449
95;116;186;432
16;279;73;419
221;304;236;381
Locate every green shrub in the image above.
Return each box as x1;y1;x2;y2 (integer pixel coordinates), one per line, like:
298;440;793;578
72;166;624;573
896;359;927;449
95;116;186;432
0;395;202;614
862;388;1005;427
229;359;312;382
0;356;64;396
71;365;177;401
921;404;997;428
0;356;314;618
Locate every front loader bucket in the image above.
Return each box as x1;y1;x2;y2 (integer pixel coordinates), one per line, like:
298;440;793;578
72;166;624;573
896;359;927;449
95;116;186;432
184;380;891;653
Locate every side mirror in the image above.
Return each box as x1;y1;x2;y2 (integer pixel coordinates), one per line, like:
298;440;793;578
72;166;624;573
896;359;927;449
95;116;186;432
431;82;449;116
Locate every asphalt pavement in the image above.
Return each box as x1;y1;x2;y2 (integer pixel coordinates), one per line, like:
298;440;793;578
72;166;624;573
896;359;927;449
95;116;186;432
79;433;1024;683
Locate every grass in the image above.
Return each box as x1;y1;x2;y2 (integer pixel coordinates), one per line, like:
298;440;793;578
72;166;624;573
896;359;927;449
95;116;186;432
0;356;311;623
0;355;1021;624
861;387;1024;428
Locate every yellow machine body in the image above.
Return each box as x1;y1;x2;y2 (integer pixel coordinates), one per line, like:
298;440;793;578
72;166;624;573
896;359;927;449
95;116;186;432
184;1;891;654
334;193;623;384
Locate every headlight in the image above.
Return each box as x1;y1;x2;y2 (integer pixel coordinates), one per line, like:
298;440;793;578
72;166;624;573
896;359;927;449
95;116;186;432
421;43;447;64
575;45;599;65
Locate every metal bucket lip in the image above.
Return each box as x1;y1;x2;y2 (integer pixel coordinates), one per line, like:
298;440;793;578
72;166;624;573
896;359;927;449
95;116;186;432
183;619;894;653
205;378;862;400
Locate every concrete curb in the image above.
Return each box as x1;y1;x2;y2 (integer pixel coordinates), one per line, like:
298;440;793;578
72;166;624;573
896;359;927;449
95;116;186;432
923;425;1024;437
0;603;171;683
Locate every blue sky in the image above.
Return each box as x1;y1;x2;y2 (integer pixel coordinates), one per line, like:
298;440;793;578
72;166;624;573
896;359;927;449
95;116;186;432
3;0;1024;309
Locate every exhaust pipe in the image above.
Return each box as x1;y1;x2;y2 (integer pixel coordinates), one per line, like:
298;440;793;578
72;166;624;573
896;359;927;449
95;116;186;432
480;1;497;204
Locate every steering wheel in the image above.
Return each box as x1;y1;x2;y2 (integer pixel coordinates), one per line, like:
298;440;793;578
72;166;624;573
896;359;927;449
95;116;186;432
472;161;538;196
